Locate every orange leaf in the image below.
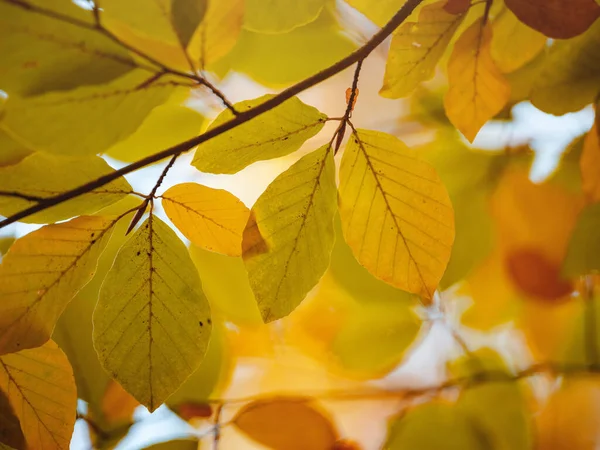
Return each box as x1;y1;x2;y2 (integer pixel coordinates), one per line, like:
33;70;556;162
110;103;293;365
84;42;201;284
444;20;510;142
504;0;600;39
444;0;470;14
505;248;574;302
101;380;140;428
581;122;600;203
234;397;338;450
176;402;213;421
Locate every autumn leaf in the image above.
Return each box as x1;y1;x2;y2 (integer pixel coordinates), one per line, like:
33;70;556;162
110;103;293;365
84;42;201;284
380;1;465;98
2;70;183;156
162;183;250;256
93;215;212;411
244;0;326;33
563;203;600;277
242;145;337;322
444;0;471;15
0;389;25;450
0;130;31;168
338;129;454;300
0;0;133;96
192;95;327;174
0;153;131;224
444;19;511;142
233;397;338;450
0;215;120;354
0;341;77;450
344;0;407;27
581;122;600;202
101;380;140;428
142;439;200;450
504;0;600;39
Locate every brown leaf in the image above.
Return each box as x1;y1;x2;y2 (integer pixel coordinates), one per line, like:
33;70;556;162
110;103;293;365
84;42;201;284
0;389;25;450
504;0;600;39
234;397;338;450
444;0;470;14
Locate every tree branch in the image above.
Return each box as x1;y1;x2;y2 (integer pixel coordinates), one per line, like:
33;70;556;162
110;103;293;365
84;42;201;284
0;0;424;229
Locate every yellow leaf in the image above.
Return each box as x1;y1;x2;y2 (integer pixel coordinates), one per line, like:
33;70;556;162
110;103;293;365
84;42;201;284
93;215;212;411
338;129;454;300
0;237;15;258
0;215;120;354
581;122;600;202
213;8;356;87
192;95;327;174
101;380;140;428
530;20;600;115
0;341;77;450
536;376;600;449
242;145;337;322
504;0;600;39
444;20;511;142
244;0;325;33
189;246;262;325
0;388;25;450
344;0;407;27
380;1;465;98
491;7;547;73
563;203;600;276
0;0;133;96
105;105;204;163
234;397;338;450
0;130;31;168
384;402;488;449
187;0;244;68
162;183;250;256
2;70;182;156
0;153;131;224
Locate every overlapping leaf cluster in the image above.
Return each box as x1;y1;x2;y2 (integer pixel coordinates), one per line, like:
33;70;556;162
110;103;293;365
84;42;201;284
1;0;600;449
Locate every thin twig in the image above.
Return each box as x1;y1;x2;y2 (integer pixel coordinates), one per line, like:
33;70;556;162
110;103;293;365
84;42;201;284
0;191;46;202
334;60;363;154
0;0;424;229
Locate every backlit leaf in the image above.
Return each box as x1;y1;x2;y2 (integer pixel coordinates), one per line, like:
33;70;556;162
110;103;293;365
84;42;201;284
0;0;133;96
242;145;337;322
94;215;212;411
192;95;326;174
0;153;131;224
189;246;262;324
491;7;547;73
187;0;244;68
384;402;487;449
444;20;511;142
0;215;119;354
234;397;338;450
214;8;356;86
581;122;600;202
0;389;25;450
504;0;600;39
142;439;200;450
2;70;182;156
380;1;465;98
344;0;406;27
0;341;77;450
530;20;600;115
105;105;204;163
338;129;454;300
563;203;600;276
244;0;325;33
101;380;140;428
162;183;250;256
0;130;32;168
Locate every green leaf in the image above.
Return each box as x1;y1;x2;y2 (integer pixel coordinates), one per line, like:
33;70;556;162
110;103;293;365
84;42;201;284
380;1;465;98
192;95;327;174
213;8;356;86
384;402;488;450
2;70;183;156
105;105;204;162
93;215;212;411
0;341;77;450
563;203;600;276
531;19;600;115
244;0;325;33
0;153;131;224
189;246;262;325
242;145;337;322
338;129;454;300
0;130;32;168
0;0;134;96
0;215;120;354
